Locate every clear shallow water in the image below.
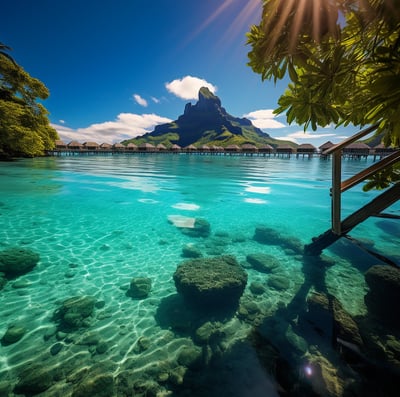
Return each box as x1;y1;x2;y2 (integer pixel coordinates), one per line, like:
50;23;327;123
0;155;399;396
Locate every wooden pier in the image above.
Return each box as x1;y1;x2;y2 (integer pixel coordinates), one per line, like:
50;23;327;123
305;125;400;256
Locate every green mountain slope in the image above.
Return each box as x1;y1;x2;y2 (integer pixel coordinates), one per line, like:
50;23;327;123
123;87;295;148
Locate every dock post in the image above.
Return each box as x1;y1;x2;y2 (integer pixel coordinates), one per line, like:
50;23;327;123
331;150;342;235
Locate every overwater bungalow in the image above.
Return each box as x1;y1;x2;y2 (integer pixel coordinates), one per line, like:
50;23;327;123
82;141;99;151
156;143;167;152
113;143;125;152
199;144;210;152
100;143;112;151
126;143;138;151
343;142;370;159
319;141;335;158
275;144;294;157
241;144;258;154
67;141;83;151
296;143;316;157
225;144;241;153
184;144;197;153
372;143;395;160
170;144;181;152
258;144;273;155
55;140;67;150
138;143;156;152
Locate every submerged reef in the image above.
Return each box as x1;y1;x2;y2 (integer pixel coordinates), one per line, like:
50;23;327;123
126;277;152;299
364;264;400;328
181;218;211;238
53;295;97;330
0;246;40;277
173;255;247;309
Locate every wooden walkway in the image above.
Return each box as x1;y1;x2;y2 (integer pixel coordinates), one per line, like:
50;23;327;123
305;125;400;256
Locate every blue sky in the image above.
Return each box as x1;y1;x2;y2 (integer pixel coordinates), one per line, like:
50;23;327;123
2;0;352;147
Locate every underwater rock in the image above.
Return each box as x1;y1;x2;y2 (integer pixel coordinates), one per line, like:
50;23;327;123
305;352;345;397
11;279;32;288
306;292;333;338
54;295;96;330
364;265;400;328
126;277;152;299
177;346;203;369
267;274;290;290
0;273;6;290
132;379;161;397
50;342;63;356
181;218;211;238
169;365;187;386
253;225;303;254
249;281;266;295
0;246;40;277
285;324;308;354
76;331;101;346
246;253;281;273
1;324;26;345
238;300;263;324
173;255;247;309
14;363;54;395
195;321;224;344
182;243;202;258
306;292;362;347
134;336;151;353
71;373;114;397
332;297;363;347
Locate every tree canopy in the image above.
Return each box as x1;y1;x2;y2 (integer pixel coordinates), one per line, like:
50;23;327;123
247;0;400;147
0;42;57;159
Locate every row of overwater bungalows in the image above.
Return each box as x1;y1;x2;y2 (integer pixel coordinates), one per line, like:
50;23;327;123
52;140;397;159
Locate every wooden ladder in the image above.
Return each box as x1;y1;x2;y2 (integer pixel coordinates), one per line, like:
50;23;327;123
305;125;400;255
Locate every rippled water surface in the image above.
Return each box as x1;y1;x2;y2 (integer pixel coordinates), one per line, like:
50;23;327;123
0;154;398;396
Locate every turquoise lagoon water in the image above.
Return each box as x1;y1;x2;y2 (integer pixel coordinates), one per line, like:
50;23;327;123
0;154;399;396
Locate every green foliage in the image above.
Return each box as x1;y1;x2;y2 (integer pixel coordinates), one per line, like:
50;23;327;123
0;42;57;158
247;0;400;147
362;163;400;191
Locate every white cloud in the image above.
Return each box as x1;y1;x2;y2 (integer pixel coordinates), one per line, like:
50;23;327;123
286;131;337;140
52;113;172;144
59;119;65;124
151;96;160;104
165;76;217;100
243;109;286;129
274;130;340;144
133;94;148;107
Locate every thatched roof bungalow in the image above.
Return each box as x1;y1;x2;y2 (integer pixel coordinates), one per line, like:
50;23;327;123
156;143;167;151
67;141;83;150
259;144;273;154
100;143;112;150
296;143;316;157
170;144;181;152
343;142;370;158
199;144;210;152
184;144;197;152
126;143;137;151
83;141;99;150
55;140;67;150
113;143;125;151
225;144;241;153
276;144;294;156
319;141;335;153
138;143;156;152
241;144;258;153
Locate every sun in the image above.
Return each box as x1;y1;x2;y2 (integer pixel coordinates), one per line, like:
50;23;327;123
260;0;340;53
